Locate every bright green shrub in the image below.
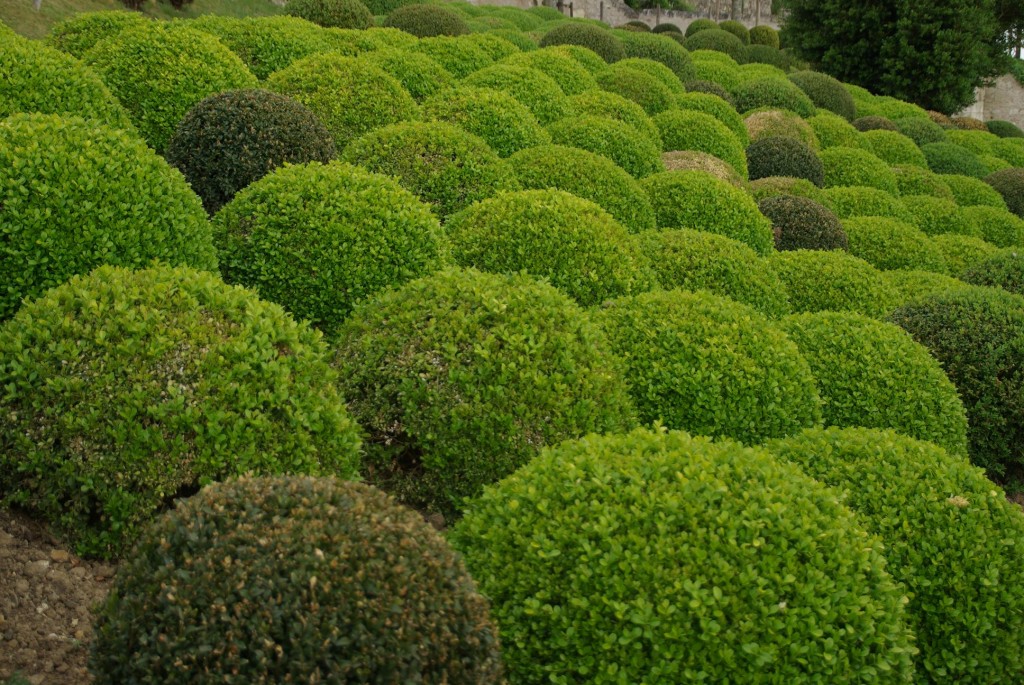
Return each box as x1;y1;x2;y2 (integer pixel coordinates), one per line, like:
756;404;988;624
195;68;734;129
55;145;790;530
991;139;1024;168
746;136;823;185
527;5;565;20
758;195;847;251
980;154;1014;174
543;43;608;72
593;290;821;441
733;78;816;117
0;265;361;558
748;24;779;48
717;19;749;44
820;186;913;222
922;142;989;178
507;144;656;232
870;96;930;121
985;168;1024;218
463;33;521;60
642;170;775;254
661;150;745;186
892;165;954;200
684;18;717;37
636;228;791;317
900;195;979;237
884;269;969;306
735;62;789;83
0;114;215;321
861;129;928;167
941;174;1008;210
765;427;1024;682
463;64;570;125
502;47;597;95
988;119;1024;138
325;26;418;50
946;128;1000;156
568;90;662;146
422;86;549;157
689;54;742;91
539;22;625;62
889;286;1024;477
333;267;637;517
452;427;915;685
548;115;664;177
384;3;469;36
285;0;373;28
405;35;493;77
445;190;655;305
612;57;685;93
46;10;148;59
684;78;733;101
654;109;747;176
787;71;855;120
84;23;257;153
842;216;947;273
675;91;748;143
265;52;417;149
962;250;1024;296
807;111;862;149
769;250;898;318
595;64;677;115
935;234;1003;275
615;30;695;81
360;48;454;101
213;161;446;336
852;115;897;132
961;205;1024;247
91;476;501;682
748;176;826;203
165;89;335;215
821;146;898;193
684;28;745;61
483;7;544;31
893;116;947;146
486;28;538;51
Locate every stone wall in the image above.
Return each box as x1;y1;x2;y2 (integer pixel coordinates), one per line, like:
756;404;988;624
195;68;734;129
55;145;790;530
958;75;1024;128
468;0;779;30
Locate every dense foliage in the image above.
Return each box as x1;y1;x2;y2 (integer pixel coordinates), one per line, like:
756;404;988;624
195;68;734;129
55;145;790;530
422;86;550;157
746;136;824;186
770;250;898;318
285;0;373;28
384;3;470;36
758;195;848;251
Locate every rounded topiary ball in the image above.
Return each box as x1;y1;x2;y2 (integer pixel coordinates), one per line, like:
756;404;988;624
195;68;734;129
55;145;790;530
933;234;1001;275
893;164;954;199
787;71;855;120
616;30;695;81
770;250;898;319
548;115;664;178
744;109;819;150
0;113;216;321
842;216;948;274
943;173;1009;209
451;428;915;684
539;22;625;63
961;205;1024;247
765;427;1024;683
746;136;824;186
594;289;822;442
900;195;978;238
464;64;570;126
359;48;454;102
654;109;748;177
922;143;989;179
807;112;862;149
749;24;779;48
962;249;1024;297
861;129;928;167
821;146;898;193
503;48;598;96
684;18;716;36
757;195;847;251
684;28;745;61
733;78;816;118
409;35;494;78
778;313;968;454
821;186;914;222
894;116;947;146
165;89;335;215
285;0;373;28
675;91;747;142
333;267;637;518
884;269;970;307
213;161;446;337
90;476;502;683
46;10;149;59
985;168;1024;218
661;150;745;186
988;119;1024;138
384;3;469;37
568;89;663;147
422;86;549;158
852;115;897;132
0;265;361;559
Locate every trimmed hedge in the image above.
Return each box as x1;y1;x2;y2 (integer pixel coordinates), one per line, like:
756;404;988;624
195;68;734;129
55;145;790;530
988;119;1024;138
746;136;823;186
91;476;502;682
548;115;664;178
852;115;897;132
636;228;791;317
213;161;446;337
892;165;954;200
503;48;597;95
962;250;1024;297
981;153;1014;174
884;269;970;306
463;64;570;125
922;142;989;179
985;168;1024;218
748;176;826;203
676;92;747;141
861;129;928;167
422;86;549;157
900;195;978;237
285;0;373;28
807;112;862;149
841;216;947;273
946;129;1000;156
662;150;745;186
742;44;787;68
616;30;695;81
935;234;1003;275
568;90;662;147
749;24;779;48
787;70;855;120
894;116;948;146
333;267;637;517
820;186;914;222
593;290;821;441
655;109;748;176
409;35;493;77
744;109;820;150
642;170;775;254
46;10;148;59
769;250;898;318
689;55;742;91
384;3;469;36
360;48;454;102
684;78;734;103
717;19;749;44
733;78;816;117
0;265;361;558
684;28;745;61
820;146;898;193
486;27;538;51
596;64;677;116
684;18;717;37
758;195;847;251
539;22;625;62
943;173;1009;209
961;205;1024;247
612;56;685;93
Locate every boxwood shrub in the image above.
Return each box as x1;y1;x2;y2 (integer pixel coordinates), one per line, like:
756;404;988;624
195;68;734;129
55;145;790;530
820;186;914;222
548;115;664;178
981;154;1014;175
333;267;637;517
961;205;1024;247
655;109;747;176
358;49;453;101
684;18;717;36
946;128;1000;156
883;269;969;306
861;129;928;167
568;90;662;146
384;3;469;36
539;22;625;62
749;176;826;203
502;48;596;95
689;54;742;91
769;250;898;318
636;228;791;317
285;0;373;27
841;216;947;273
992;138;1024;167
616;30;695;81
892;164;954;200
595;64;676;116
900;195;978;237
0;114;216;321
922;142;989;179
612;56;686;93
758;195;847;251
686;79;735;103
733;78;816;118
486;27;538;51
745;109;820;150
409;35;493;77
852;115;897;132
422;86;549;157
46;10;148;58
765;427;1024;683
807;111;863;149
821;146;898;193
662;150;745;186
894;116;947;146
464;64;569;125
594;290;821;441
933;234;1002;275
91;476;502;683
942;173;1008;209
213;161;446;336
749;24;779;47
451;428;915;684
988;119;1024;138
746;136;823;186
717;19;749;43
953;115;989;131
676;91;748;143
683;28;745;61
0;265;361;558
541;43;608;72
464;35;521;62
962;250;1024;296
507;144;657;232
642;170;774;254
787;71;855;120
742;44;787;68
985;168;1024;218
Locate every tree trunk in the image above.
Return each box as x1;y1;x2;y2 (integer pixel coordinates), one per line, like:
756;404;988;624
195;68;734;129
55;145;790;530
33;0;42;9
730;0;741;20
754;0;760;25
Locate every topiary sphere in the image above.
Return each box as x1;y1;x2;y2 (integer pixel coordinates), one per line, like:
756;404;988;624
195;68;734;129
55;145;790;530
661;150;745;186
539;22;625;62
786;71;855;120
942;173;1009;209
595;63;677;116
329;25;420;50
852;115;897;132
165;89;335;215
758;194;847;251
46;10;149;59
213;161;446;337
507;144;657;233
961;205;1024;248
746;136;823;186
841;216;947;273
445;190;656;305
684;78;734;103
651;22;682;34
486;27;538;51
636;228;791;317
408;35;493;77
820;146;898;193
611;56;686;93
985;168;1024;218
860;129;928;167
883;269;970;307
733;78;816;118
980;154;1014;175
548;115;664;178
594;289;821;441
502;48;597;96
933;234;1002;275
820;186;914;222
769;249;898;318
962;249;1024;297
454;427;915;684
0;113;216;321
684;18;716;36
341;121;514;220
285;0;373;28
0;265;361;559
690;52;743;90
946;129;1000;156
568;89;662;147
988;119;1024;138
922;142;989;179
91;476;502;683
807;111;863;149
422;86;548;157
744;111;818;152
900;195;978;238
541;42;608;73
683;28;745;61
765;427;1024;683
992;138;1024;167
384;3;469;36
675;91;748;143
359;48;454;102
889;286;1024;478
615;30;695;81
892;164;954;200
655;109;748;177
464;33;521;61
333;267;637;518
748;24;779;48
84;23;257;154
717;19;750;44
952;115;988;131
749;175;827;203
463;64;570;125
893;115;947;146
740;44;787;68
642;170;775;254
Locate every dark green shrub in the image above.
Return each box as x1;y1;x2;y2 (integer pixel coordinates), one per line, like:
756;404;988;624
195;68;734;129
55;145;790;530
266;52;417;149
548;115;664;178
807;111;862;149
746;136;823;186
452;427;915;685
861;129;927;167
717;19;750;44
962;250;1024;296
749;24;780;48
985;168;1024;218
852;115;897;132
987;119;1024;138
213;161;446;336
91;476;501;682
821;146;898;193
684;28;745;61
769;250;898;318
758;195;847;251
922;142;989;179
165;89;335;215
684;78;734;102
507;144;656;232
446;190;655;305
894;116;947;146
883;269;970;306
787;71;855;120
409;35;494;77
892;164;954;200
842;216;947;273
341;121;514;220
84;23;257;153
661;150;745;185
765;427;1024;683
742;44;788;68
360;48;454;101
502;47;597;95
0;265;361;558
594;290;821;441
595;63;677;115
463;64;570;125
961;205;1024;247
636;228;791;317
684;18;717;37
46;10;148;59
384;3;469;36
900;195;978;237
777;315;967;454
889;286;1024;478
333;267;637;517
733;78;816;117
675;91;748;143
642;170;775;254
285;0;373;28
942;173;1008;209
820;186;914;222
0;114;216;321
539;22;625;62
749;175;826;203
620;20;650;31
422;86;549;157
568;90;662;146
653;22;682;34
616;30;695;81
655;109;747;176
933;234;1002;274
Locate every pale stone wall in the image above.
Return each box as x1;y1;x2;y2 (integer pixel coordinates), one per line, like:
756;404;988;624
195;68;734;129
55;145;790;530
467;0;779;30
958;75;1024;129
